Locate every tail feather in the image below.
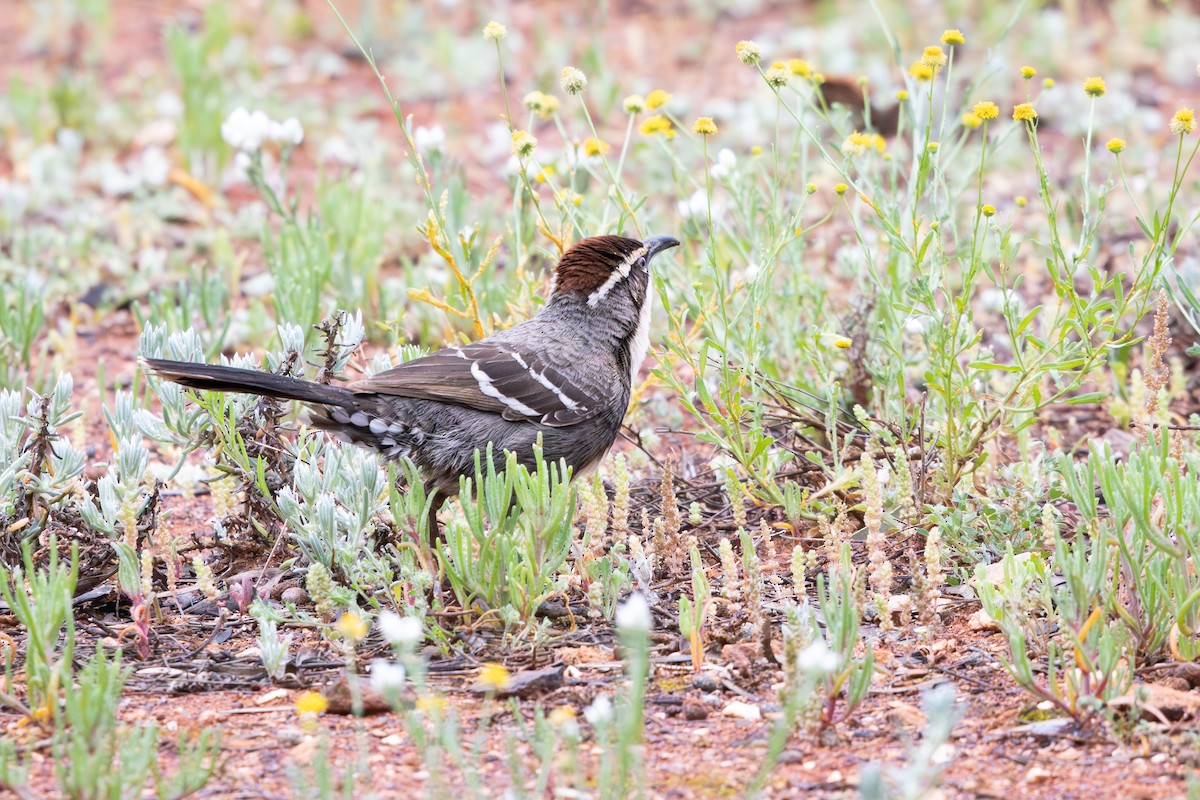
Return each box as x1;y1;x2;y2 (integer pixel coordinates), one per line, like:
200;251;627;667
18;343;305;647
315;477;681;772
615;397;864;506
141;357;354;408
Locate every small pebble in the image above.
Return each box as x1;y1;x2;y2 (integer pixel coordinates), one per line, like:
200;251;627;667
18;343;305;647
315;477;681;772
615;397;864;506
692;673;720;691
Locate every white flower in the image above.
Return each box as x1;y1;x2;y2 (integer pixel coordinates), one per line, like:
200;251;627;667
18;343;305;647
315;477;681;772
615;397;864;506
677;189;708;219
616;593;652;632
413;125;445;153
904;315;931;336
709;148;737;179
319;136;357;165
221;107;271;152
583;694;613;725
796;639;838;676
154;91;183;119
369;659;407;693
140;147;170;187
379;611;423;646
269;116;304;146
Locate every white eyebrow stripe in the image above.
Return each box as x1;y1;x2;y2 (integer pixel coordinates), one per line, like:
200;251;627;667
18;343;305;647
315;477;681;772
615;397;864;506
587;246;647;306
471;361;539;416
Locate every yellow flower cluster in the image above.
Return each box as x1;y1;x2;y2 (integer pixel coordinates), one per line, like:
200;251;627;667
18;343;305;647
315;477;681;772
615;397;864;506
922;45;948;69
1083;76;1106;97
736;40;763;66
692;117;718;135
581;136;609;157
841;131;885;156
909;62;934;82
788;59;812;77
1012;103;1038;122
765;62;791;88
973;101;999;120
1106;138;1126;154
482;21;507;40
638;114;674;138
646;89;672;110
941;29;965;45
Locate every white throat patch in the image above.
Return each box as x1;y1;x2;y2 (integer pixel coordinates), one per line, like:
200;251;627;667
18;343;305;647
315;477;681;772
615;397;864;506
627;280;653;386
587;246;647;307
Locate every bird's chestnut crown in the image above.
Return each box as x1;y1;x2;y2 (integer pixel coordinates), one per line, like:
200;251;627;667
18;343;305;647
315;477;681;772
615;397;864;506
552;235;679;306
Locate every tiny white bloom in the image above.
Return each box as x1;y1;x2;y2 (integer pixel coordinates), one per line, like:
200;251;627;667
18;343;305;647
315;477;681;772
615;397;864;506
369;659;407;693
796;639;838;676
413;125;446;153
379;611;423;646
271;116;304;146
140;147;170;187
710;147;737;179
221;107;271;152
904;315;930;336
583;694;613;725
616;593;652;632
677;189;708;219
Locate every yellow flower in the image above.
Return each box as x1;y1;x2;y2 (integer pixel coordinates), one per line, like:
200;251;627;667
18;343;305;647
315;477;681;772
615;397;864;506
896;89;909;101
812;72;826;84
922;46;948;69
638;114;674;137
835;183;848;195
833;336;852;349
909;62;934;82
941;29;965;45
736;40;762;66
295;691;328;716
961;112;982;129
806;182;818;193
1171;108;1196;136
416;695;447;714
692;117;717;135
973;101;999;120
548;705;577;727
1015;196;1028;207
1106;138;1126;154
981;204;996;217
788;59;812;77
1012;102;1038;122
1020;65;1037;79
870;133;886;152
1042;77;1055;89
511;129;537;157
582;136;610;157
478;662;511;691
1083;76;1106;98
336;612;368;642
482;21;507;40
749;145;763;155
841;131;872;156
927;141;939;152
645;89;672;110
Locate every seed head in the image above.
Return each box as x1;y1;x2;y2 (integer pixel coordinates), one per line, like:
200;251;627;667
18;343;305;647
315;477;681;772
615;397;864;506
1106;137;1126;154
1171;108;1196;136
692;116;718;135
1083;76;1106;97
522;91;559;119
941;29;965;45
623;94;645;114
559;66;588;94
1012;102;1038;122
511;129;537;157
482;21;507;40
735;40;762;66
765;64;791;87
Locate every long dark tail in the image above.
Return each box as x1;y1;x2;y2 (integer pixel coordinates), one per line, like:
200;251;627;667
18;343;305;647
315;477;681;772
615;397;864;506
141;358;355;408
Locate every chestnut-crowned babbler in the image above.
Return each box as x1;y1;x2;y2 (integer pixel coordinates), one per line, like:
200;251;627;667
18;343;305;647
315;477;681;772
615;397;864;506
143;234;680;535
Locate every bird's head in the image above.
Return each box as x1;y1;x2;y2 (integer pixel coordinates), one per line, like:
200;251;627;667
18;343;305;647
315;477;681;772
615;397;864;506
550;235;680;324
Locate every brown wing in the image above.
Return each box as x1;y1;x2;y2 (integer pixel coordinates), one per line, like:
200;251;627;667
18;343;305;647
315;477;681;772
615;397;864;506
347;341;600;427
